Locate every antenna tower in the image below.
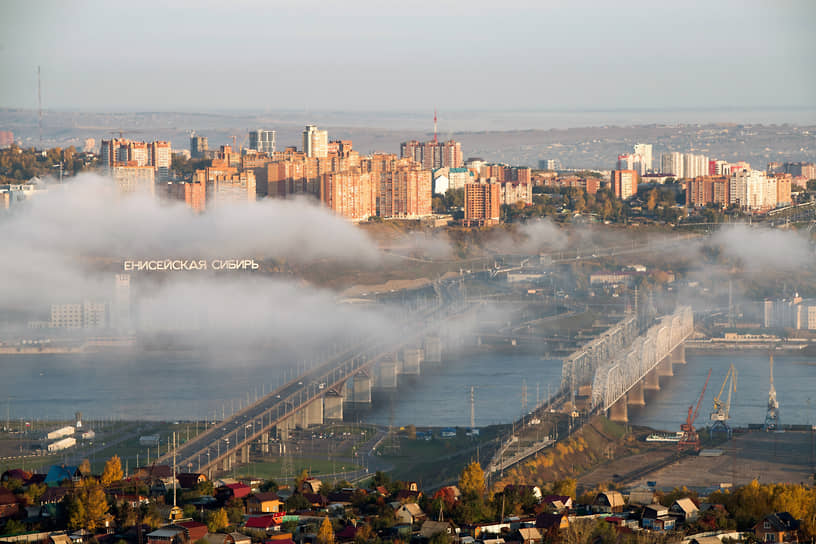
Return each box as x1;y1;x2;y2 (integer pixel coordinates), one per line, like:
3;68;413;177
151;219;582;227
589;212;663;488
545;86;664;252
37;66;43;148
433;109;438;143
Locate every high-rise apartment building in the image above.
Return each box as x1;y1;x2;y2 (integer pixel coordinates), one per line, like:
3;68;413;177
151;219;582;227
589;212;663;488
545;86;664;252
111;165;156;195
683;153;709;179
400;140;463;169
320;170;376;221
114;274;131;332
378;166;432;218
730;169;774;210
163;180;206;212
610;170;639;200
400;141;423;165
686;176;730;208
190;134;208;159
303;125;328;158
441;140;463;168
149;141;172;181
538;159;560;171
661;152;684;178
633;143;652;174
249;130;276;154
464;181;501;226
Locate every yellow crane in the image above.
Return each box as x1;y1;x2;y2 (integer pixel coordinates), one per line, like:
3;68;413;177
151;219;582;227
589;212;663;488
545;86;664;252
710;364;737;436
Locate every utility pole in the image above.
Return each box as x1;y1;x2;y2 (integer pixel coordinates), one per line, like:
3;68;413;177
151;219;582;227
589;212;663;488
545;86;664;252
470;386;475;430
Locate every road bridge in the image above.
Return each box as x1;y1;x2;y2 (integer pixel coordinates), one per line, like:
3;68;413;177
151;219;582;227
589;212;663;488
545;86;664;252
156;290;473;477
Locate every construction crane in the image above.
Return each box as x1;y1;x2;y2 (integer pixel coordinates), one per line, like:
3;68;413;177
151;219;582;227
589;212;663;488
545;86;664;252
710;364;737;437
679;368;712;452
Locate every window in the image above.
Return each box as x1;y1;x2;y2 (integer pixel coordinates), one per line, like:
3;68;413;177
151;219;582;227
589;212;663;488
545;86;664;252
765;534;776;543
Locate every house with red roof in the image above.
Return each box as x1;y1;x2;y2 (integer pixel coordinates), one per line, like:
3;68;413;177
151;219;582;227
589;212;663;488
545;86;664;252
218;483;251;501
244;515;281;532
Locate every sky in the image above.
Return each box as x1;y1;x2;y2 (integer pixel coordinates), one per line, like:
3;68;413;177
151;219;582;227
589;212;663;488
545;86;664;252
1;0;815;113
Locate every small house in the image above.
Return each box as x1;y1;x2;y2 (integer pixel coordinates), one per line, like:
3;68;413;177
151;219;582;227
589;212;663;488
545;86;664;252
670;498;699;522
642;504;675;531
244;515;281;532
247;492;284;514
592;491;625;514
419;521;456;540
540;495;572;512
754;512;801;543
395;503;426;525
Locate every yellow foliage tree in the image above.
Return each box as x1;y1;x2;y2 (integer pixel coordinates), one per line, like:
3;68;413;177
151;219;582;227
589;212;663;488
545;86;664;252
101;455;124;487
208;508;229;533
458;461;486;497
317;516;335;544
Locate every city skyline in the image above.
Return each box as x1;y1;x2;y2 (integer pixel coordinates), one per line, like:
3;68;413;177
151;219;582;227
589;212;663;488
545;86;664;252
2;1;814;113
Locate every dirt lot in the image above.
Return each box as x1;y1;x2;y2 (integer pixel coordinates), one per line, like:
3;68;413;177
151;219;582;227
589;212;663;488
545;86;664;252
579;430;816;491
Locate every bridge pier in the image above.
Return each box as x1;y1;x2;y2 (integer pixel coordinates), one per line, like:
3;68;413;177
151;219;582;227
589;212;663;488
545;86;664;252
402;348;423;375
644;368;660;391
670;344;686;365
241;445;249;464
276;415;295;439
375;361;398;390
423;336;442;363
608;397;628;423
627;381;645;406
261;432;269;454
350;372;372;403
657;357;674;377
295;399;323;428
324;391;343;421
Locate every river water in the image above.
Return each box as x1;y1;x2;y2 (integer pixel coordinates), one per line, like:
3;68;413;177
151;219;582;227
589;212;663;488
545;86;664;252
1;350;815;431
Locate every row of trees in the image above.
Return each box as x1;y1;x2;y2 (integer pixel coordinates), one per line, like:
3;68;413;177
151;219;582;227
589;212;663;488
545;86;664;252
0;145;95;183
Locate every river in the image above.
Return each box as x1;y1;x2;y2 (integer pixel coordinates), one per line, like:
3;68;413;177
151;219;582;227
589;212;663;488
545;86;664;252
1;349;815;431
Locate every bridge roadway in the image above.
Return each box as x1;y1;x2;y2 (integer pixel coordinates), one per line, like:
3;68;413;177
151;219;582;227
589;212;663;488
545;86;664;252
158;297;473;475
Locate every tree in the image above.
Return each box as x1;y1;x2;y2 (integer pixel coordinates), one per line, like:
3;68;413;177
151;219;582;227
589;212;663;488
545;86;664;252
647;188;659;212
3;519;27;535
79;458;92;477
101;455;124;487
295;469;310;492
316;516;335;544
67;494;87;530
83;484;110;531
458;462;485;498
207;508;229;533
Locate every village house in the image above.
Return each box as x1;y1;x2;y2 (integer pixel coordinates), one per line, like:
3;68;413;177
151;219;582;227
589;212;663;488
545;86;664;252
395;503;426;525
642;504;676;531
754;512;801;543
591;491;625;514
540;495;572;512
670;498;700;523
247;492;284;514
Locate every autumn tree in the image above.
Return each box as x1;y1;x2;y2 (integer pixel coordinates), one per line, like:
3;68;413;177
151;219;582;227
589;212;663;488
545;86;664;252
79;459;92;477
316;516;335;544
458;462;485;498
207;508;229;533
101;455;124;487
83;484;110;531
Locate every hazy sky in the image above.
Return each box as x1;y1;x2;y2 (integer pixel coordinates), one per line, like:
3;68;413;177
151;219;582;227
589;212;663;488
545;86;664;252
1;0;814;112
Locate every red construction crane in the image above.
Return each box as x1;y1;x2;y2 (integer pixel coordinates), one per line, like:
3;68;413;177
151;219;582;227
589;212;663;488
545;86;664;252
678;368;712;452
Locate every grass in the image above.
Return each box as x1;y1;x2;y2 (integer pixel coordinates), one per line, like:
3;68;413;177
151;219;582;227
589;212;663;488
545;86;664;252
234;457;361;482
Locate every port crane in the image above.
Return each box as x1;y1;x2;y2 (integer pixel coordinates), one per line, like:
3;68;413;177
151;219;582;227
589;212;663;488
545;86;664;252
679;368;712;452
710;364;737;437
764;352;780;431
